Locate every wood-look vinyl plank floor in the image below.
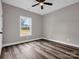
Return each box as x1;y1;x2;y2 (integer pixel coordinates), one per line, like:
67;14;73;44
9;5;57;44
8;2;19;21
0;39;79;59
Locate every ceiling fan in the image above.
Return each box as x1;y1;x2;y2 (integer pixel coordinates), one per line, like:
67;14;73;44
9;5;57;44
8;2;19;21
32;0;53;10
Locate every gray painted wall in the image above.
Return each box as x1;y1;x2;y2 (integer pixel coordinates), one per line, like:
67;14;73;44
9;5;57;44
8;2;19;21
3;3;43;45
43;2;79;45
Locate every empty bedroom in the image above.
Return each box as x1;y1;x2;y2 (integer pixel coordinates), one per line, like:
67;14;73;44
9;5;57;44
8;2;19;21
0;0;79;59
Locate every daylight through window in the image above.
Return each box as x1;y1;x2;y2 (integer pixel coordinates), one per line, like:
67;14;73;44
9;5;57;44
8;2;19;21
20;16;32;36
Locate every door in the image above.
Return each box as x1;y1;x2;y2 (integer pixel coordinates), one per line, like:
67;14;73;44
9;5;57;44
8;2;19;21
0;0;2;55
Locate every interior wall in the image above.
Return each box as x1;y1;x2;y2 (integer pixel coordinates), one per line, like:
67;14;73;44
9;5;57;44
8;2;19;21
3;3;43;45
43;2;79;45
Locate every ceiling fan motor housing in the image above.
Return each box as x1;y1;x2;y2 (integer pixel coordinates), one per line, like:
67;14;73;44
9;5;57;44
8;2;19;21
36;0;45;2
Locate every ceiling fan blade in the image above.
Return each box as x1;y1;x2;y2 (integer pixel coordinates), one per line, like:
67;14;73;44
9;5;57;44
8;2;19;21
41;5;44;10
32;3;39;7
44;2;53;6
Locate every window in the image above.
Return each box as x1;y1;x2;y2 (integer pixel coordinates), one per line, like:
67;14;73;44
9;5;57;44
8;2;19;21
20;16;32;36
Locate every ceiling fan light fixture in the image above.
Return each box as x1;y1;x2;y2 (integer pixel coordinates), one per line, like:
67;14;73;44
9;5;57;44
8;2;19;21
40;3;43;6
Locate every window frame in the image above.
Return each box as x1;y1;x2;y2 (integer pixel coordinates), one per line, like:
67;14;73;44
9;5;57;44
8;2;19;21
20;16;32;37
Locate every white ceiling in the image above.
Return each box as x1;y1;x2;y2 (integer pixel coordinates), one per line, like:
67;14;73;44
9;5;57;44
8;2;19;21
2;0;79;15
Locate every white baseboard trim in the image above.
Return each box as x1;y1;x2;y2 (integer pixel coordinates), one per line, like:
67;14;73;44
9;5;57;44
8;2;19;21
2;38;42;48
3;38;79;48
45;38;79;48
